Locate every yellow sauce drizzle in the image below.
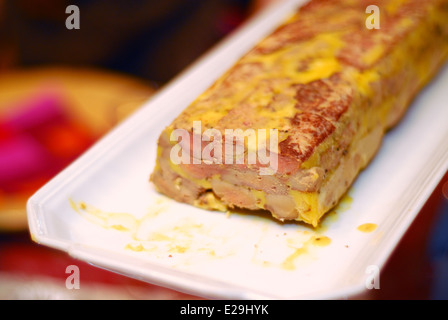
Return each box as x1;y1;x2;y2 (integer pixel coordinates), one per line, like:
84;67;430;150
312;236;332;247
282;235;331;270
357;223;378;233
282;246;308;270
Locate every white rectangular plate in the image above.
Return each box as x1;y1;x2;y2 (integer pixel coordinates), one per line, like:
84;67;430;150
27;0;448;300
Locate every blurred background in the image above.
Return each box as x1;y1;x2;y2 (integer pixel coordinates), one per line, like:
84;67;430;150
0;0;447;300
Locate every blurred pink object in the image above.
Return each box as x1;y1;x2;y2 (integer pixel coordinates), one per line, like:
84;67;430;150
0;134;50;187
0;87;92;194
1;88;66;133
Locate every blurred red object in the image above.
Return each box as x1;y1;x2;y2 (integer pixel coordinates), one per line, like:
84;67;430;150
0;67;155;232
0;87;94;194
